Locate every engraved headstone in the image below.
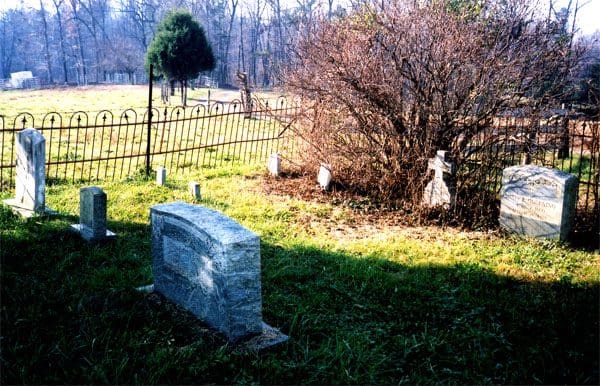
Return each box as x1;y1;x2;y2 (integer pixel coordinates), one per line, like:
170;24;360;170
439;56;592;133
71;186;116;242
3;128;53;217
423;150;455;207
500;165;578;241
318;164;332;190
150;202;288;348
156;167;167;186
189;181;201;200
268;153;281;176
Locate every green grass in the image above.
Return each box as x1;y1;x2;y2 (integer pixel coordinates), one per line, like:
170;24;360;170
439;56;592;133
1;165;598;384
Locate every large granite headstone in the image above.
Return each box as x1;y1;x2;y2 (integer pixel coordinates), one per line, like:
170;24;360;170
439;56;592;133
150;202;287;348
423;150;455;208
500;165;578;241
3;128;53;217
71;186;116;242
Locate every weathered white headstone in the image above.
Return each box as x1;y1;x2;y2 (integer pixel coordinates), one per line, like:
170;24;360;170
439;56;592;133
188;181;201;200
423;150;455;207
150;202;288;348
268;153;281;176
3;128;53;217
318;164;332;190
71;186;116;242
156;167;167;186
500;165;578;241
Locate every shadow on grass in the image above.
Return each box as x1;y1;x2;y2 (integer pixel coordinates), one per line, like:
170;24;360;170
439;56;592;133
0;206;598;385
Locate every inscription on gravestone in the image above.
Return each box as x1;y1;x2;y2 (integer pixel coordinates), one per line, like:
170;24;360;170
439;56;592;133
150;202;288;348
3;128;53;217
500;165;578;241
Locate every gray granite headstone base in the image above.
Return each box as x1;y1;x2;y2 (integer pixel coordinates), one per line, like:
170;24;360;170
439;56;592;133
70;224;116;242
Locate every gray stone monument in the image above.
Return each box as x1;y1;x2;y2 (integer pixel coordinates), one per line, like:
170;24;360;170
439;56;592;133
500;165;578;241
71;186;116;242
150;202;288;348
189;181;201;200
156;167;167;186
423;150;455;208
3;128;54;217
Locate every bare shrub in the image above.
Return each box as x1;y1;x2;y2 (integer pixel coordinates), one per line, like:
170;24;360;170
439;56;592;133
284;0;580;223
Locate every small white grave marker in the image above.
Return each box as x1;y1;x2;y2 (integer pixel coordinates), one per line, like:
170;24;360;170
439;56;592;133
188;181;201;200
423;150;455;208
318;164;332;190
156;167;167;186
268;153;281;176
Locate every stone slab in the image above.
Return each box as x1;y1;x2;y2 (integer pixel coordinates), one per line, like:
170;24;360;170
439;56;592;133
500;164;578;241
70;224;116;242
150;202;285;343
2;198;55;218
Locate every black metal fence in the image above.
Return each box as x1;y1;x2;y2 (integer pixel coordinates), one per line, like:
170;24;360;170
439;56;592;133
0;97;297;189
462;116;598;234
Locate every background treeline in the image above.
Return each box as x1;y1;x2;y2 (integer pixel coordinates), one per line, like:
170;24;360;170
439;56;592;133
0;0;350;88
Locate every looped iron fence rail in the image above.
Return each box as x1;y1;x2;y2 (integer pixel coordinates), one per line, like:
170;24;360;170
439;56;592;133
0;96;298;189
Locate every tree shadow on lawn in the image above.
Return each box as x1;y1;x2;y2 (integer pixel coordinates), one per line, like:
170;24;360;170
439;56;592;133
0;207;598;385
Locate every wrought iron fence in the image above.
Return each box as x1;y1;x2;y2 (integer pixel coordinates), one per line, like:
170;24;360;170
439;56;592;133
462;116;599;234
0;97;297;190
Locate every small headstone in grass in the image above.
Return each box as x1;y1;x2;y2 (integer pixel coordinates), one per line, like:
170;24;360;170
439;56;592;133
268;153;281;176
71;186;116;242
3;128;55;217
156;167;167;186
189;181;201;200
422;150;455;208
318;164;332;190
500;164;578;241
150;202;288;349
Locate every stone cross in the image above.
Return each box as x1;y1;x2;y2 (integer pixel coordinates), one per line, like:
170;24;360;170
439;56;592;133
71;186;116;242
150;202;288;349
3;128;53;217
422;150;455;208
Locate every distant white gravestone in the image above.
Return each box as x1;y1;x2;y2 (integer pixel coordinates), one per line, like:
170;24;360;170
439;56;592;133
150;202;288;348
3;128;54;217
500;165;578;241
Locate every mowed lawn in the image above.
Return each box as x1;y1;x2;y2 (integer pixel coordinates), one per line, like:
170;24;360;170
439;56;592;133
1;162;598;385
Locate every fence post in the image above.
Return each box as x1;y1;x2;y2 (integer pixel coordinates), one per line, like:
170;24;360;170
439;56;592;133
146;64;153;177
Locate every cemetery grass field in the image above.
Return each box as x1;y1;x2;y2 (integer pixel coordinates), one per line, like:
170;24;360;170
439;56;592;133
1;164;599;385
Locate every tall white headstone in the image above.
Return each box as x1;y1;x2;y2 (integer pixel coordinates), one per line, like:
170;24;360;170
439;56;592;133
500;165;578;241
268;153;281;176
3;128;53;217
318;164;332;190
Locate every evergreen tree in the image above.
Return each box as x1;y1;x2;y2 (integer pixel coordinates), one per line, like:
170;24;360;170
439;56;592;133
146;10;215;105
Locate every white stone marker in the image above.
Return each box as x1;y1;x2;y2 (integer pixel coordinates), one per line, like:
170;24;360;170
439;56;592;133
156;167;167;186
423;150;455;208
268;153;281;176
500;165;578;241
189;181;201;200
3;128;54;217
71;186;116;242
318;164;332;190
150;202;288;348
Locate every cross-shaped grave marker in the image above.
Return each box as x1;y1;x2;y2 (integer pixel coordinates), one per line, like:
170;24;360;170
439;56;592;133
422;150;455;208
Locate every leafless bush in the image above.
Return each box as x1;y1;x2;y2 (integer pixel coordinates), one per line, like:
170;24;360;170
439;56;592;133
284;0;580;221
